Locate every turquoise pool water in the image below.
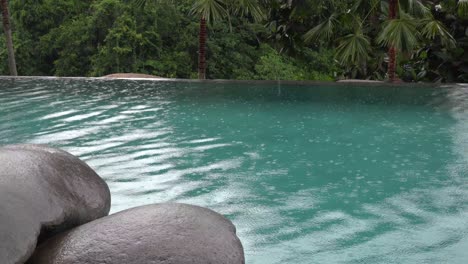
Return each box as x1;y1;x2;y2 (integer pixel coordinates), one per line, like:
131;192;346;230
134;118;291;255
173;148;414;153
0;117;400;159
1;78;467;263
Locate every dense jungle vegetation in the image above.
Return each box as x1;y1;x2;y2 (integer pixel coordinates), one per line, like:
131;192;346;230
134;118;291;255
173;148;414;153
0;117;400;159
1;0;468;82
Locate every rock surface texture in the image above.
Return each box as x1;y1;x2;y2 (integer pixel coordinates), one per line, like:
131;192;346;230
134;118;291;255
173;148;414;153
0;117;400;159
28;203;245;264
0;144;111;264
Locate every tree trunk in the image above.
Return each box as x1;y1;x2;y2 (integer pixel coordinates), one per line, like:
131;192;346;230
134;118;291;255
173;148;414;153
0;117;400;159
387;0;398;82
198;17;207;80
1;0;17;76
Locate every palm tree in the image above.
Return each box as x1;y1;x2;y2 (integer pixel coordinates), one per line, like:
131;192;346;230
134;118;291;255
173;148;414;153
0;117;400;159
304;0;455;81
191;0;263;79
135;0;263;79
1;0;17;76
387;0;398;81
190;0;227;79
303;0;377;78
377;0;455;81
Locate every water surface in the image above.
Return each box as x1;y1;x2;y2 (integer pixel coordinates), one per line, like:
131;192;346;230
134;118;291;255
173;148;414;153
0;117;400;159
1;79;467;263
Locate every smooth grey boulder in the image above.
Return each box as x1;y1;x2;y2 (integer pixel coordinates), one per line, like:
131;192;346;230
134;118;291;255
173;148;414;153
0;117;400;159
0;144;111;264
28;203;244;264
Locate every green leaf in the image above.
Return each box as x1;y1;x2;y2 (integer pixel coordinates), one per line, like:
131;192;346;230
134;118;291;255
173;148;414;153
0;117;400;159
304;13;338;43
377;15;419;52
420;18;456;48
399;0;431;17
459;0;468;18
335;29;371;66
419;50;427;59
190;0;227;23
232;0;265;22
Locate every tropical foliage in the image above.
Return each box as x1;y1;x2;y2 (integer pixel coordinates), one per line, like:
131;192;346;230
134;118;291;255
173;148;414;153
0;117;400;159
1;0;17;75
0;0;467;82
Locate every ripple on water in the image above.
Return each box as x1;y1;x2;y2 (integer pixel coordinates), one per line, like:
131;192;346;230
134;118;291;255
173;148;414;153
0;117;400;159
1;79;467;263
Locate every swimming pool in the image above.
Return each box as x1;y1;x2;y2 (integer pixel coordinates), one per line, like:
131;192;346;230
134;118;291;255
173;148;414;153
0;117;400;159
1;78;467;263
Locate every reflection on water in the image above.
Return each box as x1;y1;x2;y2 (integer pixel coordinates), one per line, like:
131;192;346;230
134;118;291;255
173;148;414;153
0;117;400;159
1;79;467;263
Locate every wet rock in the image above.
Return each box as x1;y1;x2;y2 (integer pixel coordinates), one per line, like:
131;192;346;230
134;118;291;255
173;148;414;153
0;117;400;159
28;203;244;264
0;144;111;264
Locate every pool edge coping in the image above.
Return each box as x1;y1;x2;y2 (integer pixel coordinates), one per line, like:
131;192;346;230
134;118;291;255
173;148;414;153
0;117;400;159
0;76;465;89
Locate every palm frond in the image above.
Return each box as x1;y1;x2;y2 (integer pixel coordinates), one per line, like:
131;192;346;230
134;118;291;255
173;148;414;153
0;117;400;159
399;0;430;17
459;0;468;18
233;0;265;22
190;0;227;23
352;0;380;16
359;0;381;21
133;0;147;7
129;0;168;8
420;17;456;48
335;30;371;66
377;14;419;52
304;13;338;43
